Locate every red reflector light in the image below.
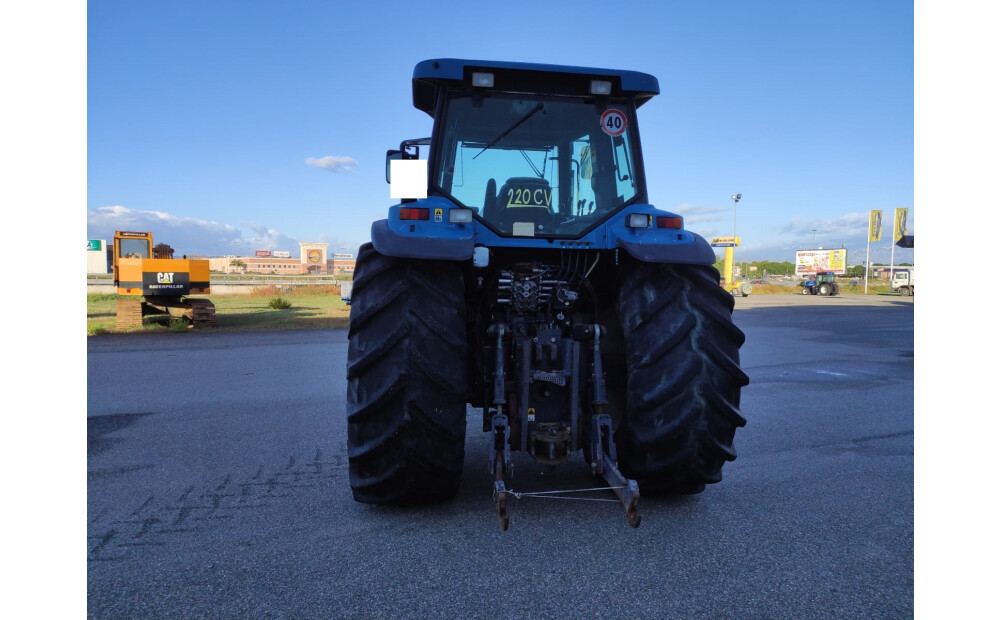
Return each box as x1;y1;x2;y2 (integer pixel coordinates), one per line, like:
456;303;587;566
399;207;430;221
657;216;682;229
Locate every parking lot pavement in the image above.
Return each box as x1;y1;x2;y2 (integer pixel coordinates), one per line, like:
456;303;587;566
733;293;913;309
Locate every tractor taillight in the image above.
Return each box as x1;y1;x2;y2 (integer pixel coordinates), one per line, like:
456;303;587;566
656;216;682;229
399;207;430;221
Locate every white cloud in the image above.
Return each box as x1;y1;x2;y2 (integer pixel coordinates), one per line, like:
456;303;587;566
87;206;242;256
306;155;358;173
86;205;364;258
672;203;731;224
776;213;870;239
673;203;731;216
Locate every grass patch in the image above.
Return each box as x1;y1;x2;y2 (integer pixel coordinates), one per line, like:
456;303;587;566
736;281;893;295
87;292;351;335
248;284;343;298
267;296;293;309
88;278;896;336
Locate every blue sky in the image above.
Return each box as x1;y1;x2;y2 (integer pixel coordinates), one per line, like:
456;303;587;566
85;0;914;264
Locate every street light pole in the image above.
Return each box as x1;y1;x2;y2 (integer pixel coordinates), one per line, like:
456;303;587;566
722;193;741;288
732;193;741;240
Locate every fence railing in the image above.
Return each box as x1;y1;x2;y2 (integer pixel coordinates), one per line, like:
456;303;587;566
87;273;351;286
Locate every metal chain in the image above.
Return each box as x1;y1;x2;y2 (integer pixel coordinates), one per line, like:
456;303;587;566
509;486;625;502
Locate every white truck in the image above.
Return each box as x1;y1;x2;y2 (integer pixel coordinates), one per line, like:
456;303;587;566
340;280;353;305
890;269;914;296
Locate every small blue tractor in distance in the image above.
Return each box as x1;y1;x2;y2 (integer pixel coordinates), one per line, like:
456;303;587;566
799;271;839;296
346;59;749;529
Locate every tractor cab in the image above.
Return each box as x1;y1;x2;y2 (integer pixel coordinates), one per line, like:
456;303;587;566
431;92;642;238
392;59;662;240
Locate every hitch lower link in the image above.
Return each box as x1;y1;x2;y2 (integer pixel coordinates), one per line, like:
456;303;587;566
589;324;641;528
489;412;641;530
491;413;512;531
489;324;513;531
591;414;642;528
487;322;641;530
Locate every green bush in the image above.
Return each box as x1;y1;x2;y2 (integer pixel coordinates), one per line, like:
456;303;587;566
267;296;293;310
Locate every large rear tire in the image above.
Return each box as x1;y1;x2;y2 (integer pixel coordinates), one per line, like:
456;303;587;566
615;263;749;494
346;243;468;504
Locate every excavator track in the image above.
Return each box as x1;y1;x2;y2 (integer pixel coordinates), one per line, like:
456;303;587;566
116;298;143;330
186;299;216;328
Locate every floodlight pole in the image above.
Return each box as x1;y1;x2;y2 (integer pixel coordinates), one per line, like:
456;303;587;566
725;193;741;287
733;195;739;240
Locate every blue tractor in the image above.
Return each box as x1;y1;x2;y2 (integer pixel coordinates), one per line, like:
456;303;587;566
346;59;749;529
800;271;839;296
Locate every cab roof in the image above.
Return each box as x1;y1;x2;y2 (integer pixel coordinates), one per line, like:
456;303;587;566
412;58;660;116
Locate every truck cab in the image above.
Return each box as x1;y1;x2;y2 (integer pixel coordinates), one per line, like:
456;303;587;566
891;269;914;296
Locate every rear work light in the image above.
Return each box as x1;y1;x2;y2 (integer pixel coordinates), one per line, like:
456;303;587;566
449;208;473;224
626;213;650;228
399;207;430;221
472;72;494;88
590;80;612;95
656;216;682;229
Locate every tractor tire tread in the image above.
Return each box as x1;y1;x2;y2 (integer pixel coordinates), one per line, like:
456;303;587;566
346;243;468;505
616;262;748;494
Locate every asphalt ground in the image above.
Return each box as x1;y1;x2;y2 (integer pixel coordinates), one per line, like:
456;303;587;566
87;294;914;619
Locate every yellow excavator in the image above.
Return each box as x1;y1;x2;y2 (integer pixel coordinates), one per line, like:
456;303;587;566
112;230;215;329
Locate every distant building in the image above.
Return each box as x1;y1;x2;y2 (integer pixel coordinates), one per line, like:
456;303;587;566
87;239;109;274
206;242;355;276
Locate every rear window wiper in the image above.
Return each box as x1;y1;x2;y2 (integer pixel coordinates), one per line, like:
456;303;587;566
473;103;544;159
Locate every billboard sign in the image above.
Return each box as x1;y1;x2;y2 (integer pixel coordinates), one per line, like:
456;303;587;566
273;251;290;258
795;249;847;275
255;250;272;257
710;236;740;247
87;239;102;251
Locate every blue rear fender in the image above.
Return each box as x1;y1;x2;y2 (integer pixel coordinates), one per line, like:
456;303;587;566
370;197;477;260
371;199;715;266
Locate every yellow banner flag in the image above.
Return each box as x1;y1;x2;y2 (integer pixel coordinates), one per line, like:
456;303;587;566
869;210;883;242
893;207;908;241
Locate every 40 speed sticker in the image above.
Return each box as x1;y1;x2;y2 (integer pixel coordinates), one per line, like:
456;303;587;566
600;109;627;137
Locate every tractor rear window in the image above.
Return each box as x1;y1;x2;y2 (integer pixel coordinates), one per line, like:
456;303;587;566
434;93;641;237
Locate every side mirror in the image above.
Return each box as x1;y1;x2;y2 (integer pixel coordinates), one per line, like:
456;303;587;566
385;150;403;183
